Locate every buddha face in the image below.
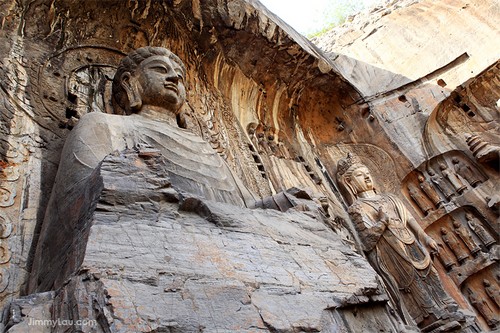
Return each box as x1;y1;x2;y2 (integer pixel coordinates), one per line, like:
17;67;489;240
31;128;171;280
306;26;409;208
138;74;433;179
126;55;186;113
347;166;374;194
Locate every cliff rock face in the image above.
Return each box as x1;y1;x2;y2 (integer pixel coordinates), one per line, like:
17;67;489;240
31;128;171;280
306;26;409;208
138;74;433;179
312;0;500;96
0;0;497;332
314;0;499;331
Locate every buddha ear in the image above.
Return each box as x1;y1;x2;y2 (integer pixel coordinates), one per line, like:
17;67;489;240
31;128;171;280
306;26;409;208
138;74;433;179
343;175;356;196
121;72;142;112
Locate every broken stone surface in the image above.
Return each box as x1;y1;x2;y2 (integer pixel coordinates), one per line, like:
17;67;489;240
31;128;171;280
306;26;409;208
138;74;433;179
0;0;498;332
9;150;396;332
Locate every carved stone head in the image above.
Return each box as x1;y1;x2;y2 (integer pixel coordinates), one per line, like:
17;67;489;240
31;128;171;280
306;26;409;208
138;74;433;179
337;153;374;199
112;46;187;115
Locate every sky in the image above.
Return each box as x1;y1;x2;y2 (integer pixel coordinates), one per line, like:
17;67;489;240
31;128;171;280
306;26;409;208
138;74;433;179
259;0;383;36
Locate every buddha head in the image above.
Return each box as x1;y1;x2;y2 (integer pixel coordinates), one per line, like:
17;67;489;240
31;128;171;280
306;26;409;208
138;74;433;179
337;153;375;200
112;46;186;115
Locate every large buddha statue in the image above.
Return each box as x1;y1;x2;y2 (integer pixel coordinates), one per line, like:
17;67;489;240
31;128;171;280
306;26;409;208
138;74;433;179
28;47;256;292
336;153;466;331
60;46;255;207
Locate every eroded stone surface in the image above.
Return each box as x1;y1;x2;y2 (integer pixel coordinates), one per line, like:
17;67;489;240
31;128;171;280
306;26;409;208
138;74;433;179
0;0;498;332
14;150;390;333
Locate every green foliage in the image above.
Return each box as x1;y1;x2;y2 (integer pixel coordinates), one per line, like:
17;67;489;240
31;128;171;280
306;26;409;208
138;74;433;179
306;0;367;38
307;23;337;39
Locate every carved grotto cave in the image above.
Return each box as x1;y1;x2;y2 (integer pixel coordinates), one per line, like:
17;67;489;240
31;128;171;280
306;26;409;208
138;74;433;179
0;0;498;332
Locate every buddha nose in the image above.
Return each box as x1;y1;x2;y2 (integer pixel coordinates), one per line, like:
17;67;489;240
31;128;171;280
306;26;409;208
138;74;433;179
165;70;179;83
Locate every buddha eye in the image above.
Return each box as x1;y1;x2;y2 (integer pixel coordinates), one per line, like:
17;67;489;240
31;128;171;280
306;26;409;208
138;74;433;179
150;66;169;73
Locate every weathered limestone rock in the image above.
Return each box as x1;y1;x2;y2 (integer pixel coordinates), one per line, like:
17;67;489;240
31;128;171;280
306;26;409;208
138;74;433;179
0;0;497;332
0;0;363;317
312;0;500;97
38;150;391;332
312;1;499;331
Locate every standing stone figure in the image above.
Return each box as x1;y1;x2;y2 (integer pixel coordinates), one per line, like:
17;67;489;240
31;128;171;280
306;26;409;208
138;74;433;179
467;289;499;327
440;227;469;263
435;242;457;271
451;157;482;187
438;163;467;194
483;279;500;308
428;169;455;200
452;220;481;256
337;153;461;330
407;182;433;215
466;213;496;249
417;175;444;208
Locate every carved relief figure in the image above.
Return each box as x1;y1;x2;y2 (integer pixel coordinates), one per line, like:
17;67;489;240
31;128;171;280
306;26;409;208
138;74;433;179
467;289;499;327
438;163;466;194
452;220;481;256
257;132;271;155
483;279;500;308
337;153;461;330
435;242;457;271
466;213;496;249
267;134;279;155
407;182;433;215
451;157;482;187
428;169;455;200
440;227;469;263
417;175;444;208
277;138;291;159
247;124;259;149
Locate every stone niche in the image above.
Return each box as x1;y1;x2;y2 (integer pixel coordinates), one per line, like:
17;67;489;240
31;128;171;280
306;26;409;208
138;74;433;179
401;151;489;222
400;61;500;332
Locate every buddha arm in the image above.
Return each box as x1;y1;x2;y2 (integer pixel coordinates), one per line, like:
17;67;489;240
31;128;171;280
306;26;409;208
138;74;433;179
29;112;119;292
349;204;387;252
407;215;437;252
